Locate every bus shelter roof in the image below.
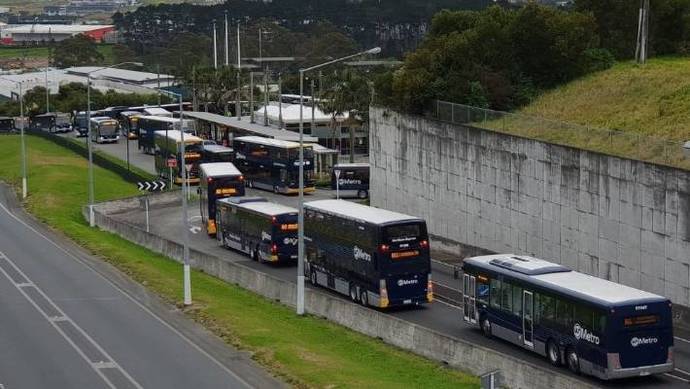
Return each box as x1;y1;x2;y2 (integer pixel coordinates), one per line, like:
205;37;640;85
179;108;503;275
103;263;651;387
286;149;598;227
184;111;319;143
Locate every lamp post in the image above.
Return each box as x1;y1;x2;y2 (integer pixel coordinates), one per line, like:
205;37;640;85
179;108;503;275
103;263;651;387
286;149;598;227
158;89;192;307
86;62;143;227
296;47;381;315
0;78;27;199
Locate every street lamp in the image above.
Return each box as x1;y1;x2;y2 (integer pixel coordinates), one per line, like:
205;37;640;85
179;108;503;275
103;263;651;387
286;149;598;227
86;62;143;228
296;47;381;315
0;77;27;199
158;88;192;307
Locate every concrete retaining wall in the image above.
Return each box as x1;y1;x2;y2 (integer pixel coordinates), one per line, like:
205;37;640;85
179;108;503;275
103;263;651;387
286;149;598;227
369;107;690;308
86;195;597;389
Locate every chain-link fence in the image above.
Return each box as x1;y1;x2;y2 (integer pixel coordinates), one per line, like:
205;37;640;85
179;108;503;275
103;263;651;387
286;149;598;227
432;100;690;170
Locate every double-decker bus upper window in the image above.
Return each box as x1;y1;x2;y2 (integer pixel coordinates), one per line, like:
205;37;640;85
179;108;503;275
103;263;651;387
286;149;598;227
384;223;421;242
490;279;501;309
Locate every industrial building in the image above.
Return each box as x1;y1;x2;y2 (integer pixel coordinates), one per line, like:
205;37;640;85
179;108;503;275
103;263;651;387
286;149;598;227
0;24;115;45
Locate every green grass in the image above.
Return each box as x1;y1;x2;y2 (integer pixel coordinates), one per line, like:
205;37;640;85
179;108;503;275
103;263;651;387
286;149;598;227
0;44;115;63
0;134;478;389
470;57;690;169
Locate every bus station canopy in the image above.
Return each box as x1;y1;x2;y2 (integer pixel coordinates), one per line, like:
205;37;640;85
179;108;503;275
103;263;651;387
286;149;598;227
185;111;319;143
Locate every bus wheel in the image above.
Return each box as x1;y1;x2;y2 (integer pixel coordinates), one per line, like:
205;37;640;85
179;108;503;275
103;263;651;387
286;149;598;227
566;347;580;374
359;289;369;306
357;190;368;199
273;186;279;194
349;284;359;303
480;317;492;337
547;341;561;366
309;270;317;286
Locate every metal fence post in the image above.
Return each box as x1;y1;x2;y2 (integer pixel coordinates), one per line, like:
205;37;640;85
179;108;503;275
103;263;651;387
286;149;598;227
145;195;150;233
451;103;455;123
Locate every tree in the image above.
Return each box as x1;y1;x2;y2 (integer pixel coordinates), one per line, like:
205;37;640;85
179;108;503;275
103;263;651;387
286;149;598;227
53;35;104;68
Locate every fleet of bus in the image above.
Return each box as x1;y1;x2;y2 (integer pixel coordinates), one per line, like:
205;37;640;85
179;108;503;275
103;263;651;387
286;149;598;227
233;136;316;194
0;117;14;133
198;162;245;236
304;200;433;308
216;197;299;263
90;116;119;143
50;102;678;384
154;129;203;184
331;163;370;199
462;254;674;379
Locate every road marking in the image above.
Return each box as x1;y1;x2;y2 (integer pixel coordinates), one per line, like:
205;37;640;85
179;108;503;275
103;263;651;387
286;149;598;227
665;372;690;382
0;199;255;389
674;336;690;344
0;251;143;389
433;281;462;294
674;367;690;376
189;226;202;234
433;298;462;310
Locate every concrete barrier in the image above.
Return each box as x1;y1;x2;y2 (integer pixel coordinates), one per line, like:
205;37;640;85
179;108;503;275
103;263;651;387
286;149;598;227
86;194;599;389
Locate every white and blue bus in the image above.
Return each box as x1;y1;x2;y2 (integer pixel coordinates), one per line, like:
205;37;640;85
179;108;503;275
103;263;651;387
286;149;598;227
330;163;370;199
462;254;674;380
304;200;433;308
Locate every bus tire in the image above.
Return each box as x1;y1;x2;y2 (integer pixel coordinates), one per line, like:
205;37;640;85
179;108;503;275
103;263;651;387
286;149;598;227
547;340;561;367
357;190;368;199
309;270;317;286
273;186;279;194
349;284;359;303
566;347;580;374
480;317;492;337
359;289;369;306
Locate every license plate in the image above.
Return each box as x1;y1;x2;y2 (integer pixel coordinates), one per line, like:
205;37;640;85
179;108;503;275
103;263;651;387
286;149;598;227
291;255;297;259
403;299;412;304
639;371;650;376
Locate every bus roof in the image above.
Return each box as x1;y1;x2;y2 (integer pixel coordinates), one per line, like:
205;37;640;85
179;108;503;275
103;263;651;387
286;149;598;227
464;254;667;307
143;107;172;116
305;200;422;225
120;111;142;117
199;162;242;177
235;135;311;150
139;115;184;124
219;197;297;217
203;144;234;153
334;163;370;169
90;116;116;122
154;129;202;144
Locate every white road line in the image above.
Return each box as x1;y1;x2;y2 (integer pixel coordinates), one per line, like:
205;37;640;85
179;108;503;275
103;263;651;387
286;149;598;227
0;251;143;389
675;336;690;344
0;199;255;389
433;298;462;310
433;281;462;294
665;372;690;382
674;367;690;376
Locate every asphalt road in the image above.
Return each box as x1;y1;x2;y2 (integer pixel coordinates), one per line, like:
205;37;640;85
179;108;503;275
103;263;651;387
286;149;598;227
71;133;690;387
0;185;282;389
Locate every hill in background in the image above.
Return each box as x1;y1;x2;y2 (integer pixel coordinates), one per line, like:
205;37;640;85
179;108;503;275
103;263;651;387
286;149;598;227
519;57;690;142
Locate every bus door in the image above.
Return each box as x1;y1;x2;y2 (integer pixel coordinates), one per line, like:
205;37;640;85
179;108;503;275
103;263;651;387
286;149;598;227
463;274;476;324
523;290;534;347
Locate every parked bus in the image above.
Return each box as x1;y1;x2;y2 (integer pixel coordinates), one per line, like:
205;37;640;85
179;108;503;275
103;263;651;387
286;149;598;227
54;113;72;133
201;144;234;164
154;129;203;185
73;111;89;137
30;113;55;132
198;162;245;236
462;254;674;379
216;197;299;263
119;111;142;139
139;116;195;154
90;116;119;143
304;200;433;308
143;107;173;117
0;117;14;133
233;136;315;194
331;163;370;199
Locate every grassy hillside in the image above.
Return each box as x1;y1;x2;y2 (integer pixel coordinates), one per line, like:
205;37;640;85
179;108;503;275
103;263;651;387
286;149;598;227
520;57;690;141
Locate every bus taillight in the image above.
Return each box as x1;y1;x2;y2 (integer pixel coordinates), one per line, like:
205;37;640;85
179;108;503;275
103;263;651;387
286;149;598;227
427;274;434;303
420;239;429;249
379;279;389;308
271;243;278;254
239;175;244;182
378;244;390;254
207;177;213;184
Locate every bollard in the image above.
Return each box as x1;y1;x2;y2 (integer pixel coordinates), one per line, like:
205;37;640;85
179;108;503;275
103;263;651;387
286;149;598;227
683;141;690;158
480;370;500;389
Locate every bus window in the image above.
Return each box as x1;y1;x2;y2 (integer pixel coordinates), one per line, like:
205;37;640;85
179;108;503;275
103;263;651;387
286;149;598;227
556;298;573;330
501;281;512;312
594;311;607;333
539;293;556;325
280;169;288;182
490;279;501;309
477;276;489;302
512;284;523;317
574;304;594;330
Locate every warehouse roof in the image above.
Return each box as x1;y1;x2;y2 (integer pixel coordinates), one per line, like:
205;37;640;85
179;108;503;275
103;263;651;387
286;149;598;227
2;24;113;34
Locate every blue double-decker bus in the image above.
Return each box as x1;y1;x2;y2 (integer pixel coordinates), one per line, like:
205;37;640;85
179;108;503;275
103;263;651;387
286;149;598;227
462;254;674;380
233;136;315;194
330;163;370;199
304;200;433;308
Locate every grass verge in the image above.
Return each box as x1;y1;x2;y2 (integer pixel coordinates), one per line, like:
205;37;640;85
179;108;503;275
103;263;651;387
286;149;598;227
0;134;479;389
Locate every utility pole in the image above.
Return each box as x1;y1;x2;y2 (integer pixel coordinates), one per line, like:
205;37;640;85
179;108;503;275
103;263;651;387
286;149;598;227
236;23;241;120
635;0;650;64
278;74;283;129
157;63;161;106
310;78;315;134
263;67;268;126
213;21;218;69
224;11;229;67
250;72;255;123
